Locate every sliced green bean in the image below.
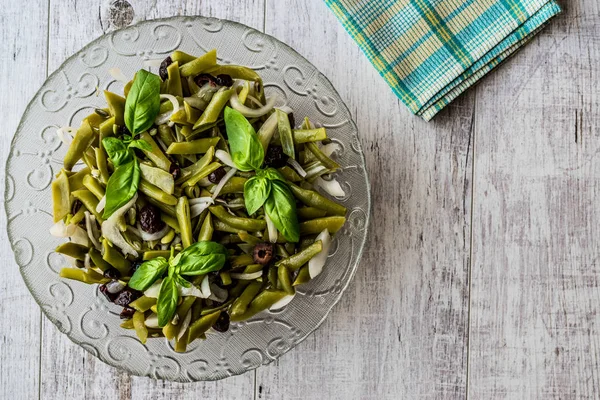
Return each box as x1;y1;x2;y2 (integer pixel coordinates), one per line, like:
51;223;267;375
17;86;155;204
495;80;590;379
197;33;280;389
268;267;278;288
147;197;176;217
67;167;91;192
297;207;328;220
167;61;183;97
157;124;175;148
278;265;295;295
143;250;173;260
102;239;131;276
305;142;340;170
64;121;96;171
293;265;311;286
163;296;195;340
220;271;232;286
230;281;262;318
209;177;247;195
55;242;88;260
104;91;126;126
293;128;327;144
59;268;109;284
198;213;214;241
99;116;115;144
184;101;201;125
299;216;346;235
171;50;196;65
139;132;171;171
238;232;260;245
213;220;242;234
206;64;261;82
178;146;215;183
95;147;110;184
161;214;181;233
277;109;295;159
230;290;287;322
257;112;278;151
133;311;148;344
166;137;220;155
289;183;347;216
161;229;175;244
231;254;255;269
89;248;112;272
193;88;234;130
120;319;134;329
180;49;217;77
183;162;221;188
275;240;322;271
83;175;105;200
52;169;70;222
69;208;86;225
176;197;193;248
139;163;174;195
209;206;266;231
277;166;302;182
187;310;221;342
82;148;97;170
129;296;157;312
72;189;103;223
139;179;178;206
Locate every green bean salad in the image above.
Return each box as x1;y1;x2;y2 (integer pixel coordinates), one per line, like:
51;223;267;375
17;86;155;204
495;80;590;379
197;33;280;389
51;49;347;351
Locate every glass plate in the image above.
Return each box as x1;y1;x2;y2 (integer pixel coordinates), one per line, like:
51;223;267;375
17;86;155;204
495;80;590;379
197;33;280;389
5;16;370;382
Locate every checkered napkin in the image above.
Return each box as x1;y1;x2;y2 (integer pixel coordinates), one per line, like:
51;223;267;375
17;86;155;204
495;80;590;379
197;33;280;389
324;0;561;120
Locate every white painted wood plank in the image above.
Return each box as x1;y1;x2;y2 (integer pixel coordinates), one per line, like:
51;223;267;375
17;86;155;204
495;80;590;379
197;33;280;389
0;2;48;400
258;0;473;398
469;0;600;398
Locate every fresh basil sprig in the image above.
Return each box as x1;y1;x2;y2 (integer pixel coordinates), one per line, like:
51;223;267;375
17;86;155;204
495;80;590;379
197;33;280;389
124;69;162;135
224;106;264;171
128;241;229;327
264;179;300;242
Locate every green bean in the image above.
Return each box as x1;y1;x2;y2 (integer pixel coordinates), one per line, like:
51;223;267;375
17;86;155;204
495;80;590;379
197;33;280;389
159;96;183;114
238;232;260;245
293;265;310;286
120;319;134;329
220;271;232;286
176;197;193;248
198;213;214;241
213;220;242;234
257;113;278;150
187;310;221;342
305;142;340;170
129;296;157;312
180;49;217;77
69;208;86;225
209;177;247;195
161;214;181;233
289;183;347;216
184;101;201;125
277;166;302;182
268;267;278;288
166;138;220;155
99;116;115;143
166;61;183;97
139;132;171;171
275;240;322;271
72;189;103;223
67;167;91;191
300;216;346;235
104;91;126;126
102;239;131;275
209;206;266;231
95;147;109;184
205;64;261;82
161;229;175;244
304;161;331;180
139;179;178;206
55;242;88;260
163;296;195;340
133;311;148;344
141;250;169;261
230;281;262;318
124;80;133;98
64;120;96;171
147;197;176;217
278;265;295;295
230;289;287;322
89;248;112;272
157;124;175;148
174;333;189;353
238;80;250;103
82;148;97;170
59;268;109;284
293;128;328;144
231;254;255;269
52;169;70;222
85;112;107;133
139;163;174;195
193;88;234;130
277;109;295;158
297;207;328;220
177;146;215;183
83;175;105;200
243;264;264;274
183;162;221;188
171;50;196;65
169;108;191;126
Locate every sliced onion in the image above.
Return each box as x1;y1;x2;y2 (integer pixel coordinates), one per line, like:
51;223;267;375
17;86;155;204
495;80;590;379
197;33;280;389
287;159;307;178
265;213;278;243
84;212;102;251
171;314;180;325
320;142;342;158
230;81;277;118
56;126;76;146
208;283;228;302
171;235;182;246
100;194;139;258
190;203;212;218
50;220;77;237
308;229;331;278
257;113;278;149
270;293;295;311
277;105;293;114
189;197;214;206
144;280;162;298
177;310;192;341
144;313;160;328
127;225;142;237
136;223;170;241
91;169;101;178
230;271;263;280
109;67;129;83
155;136;169;153
215;150;236;168
106;280;126;294
70;226;90;246
313;176;345;197
143;58;164;68
160;243;169;251
179;283;205;298
200;275;211;298
155;94;180;125
211;167;238;199
96;195;106;213
84;253;91;269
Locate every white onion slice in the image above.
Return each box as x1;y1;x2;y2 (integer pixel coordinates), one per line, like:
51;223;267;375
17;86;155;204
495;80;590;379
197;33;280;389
230;271;263;280
177;310;192;341
308;229;331;278
190;203;212;218
50;220;78;237
100;194;139;257
320;142;341;158
136;223;170;241
109;67;129;83
265;213;278;243
188;197;214;206
171;235;182;246
96;195;106;213
179;283;205;298
144;280;162;298
106;280;126;294
277;105;293;114
257;113;278;149
230;81;277;118
208;283;228;302
215;150;236;168
200;275;211;298
84;212;102;251
313;176;345;197
144;314;160;328
56;126;76;146
84;253;91;269
211;167;238;199
143;58;164;68
70;226;90;246
287;159;307;178
155;94;180;125
270;293;295;311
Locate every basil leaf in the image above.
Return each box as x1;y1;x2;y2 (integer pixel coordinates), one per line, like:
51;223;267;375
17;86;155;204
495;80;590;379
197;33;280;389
102;137;131;167
244;176;271;215
264;180;300;242
224;107;264;171
177;241;228;275
175;274;192;288
258;167;286;183
157;276;179;327
128;257;168;291
127;139;153;152
103;157;140;219
124;69;161;135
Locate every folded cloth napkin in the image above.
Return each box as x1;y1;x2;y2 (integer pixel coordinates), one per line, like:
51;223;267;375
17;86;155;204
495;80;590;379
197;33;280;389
324;0;561;120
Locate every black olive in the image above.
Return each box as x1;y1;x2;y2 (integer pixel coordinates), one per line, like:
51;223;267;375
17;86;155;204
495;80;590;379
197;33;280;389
159;56;173;81
103;267;121;279
194;73;218;87
169;162;181;180
71;199;82;215
98;284;116;302
212;312;230;332
120;307;135;319
253;243;274;265
208;166;227;184
139;204;165;233
113;288;141;307
262;146;288;169
216;74;233;87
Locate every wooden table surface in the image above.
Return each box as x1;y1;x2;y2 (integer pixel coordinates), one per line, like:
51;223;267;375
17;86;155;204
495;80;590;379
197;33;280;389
1;0;598;399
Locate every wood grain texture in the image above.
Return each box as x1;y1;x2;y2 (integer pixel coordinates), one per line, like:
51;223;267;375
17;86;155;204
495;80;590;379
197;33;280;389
469;1;600;398
257;0;473;398
0;2;48;400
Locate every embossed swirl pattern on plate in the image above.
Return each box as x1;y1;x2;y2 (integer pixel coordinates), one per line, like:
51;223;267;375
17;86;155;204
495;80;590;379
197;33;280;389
5;16;370;382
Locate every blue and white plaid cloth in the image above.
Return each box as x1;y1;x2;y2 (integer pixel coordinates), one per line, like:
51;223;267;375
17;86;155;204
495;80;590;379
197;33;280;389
324;0;562;120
